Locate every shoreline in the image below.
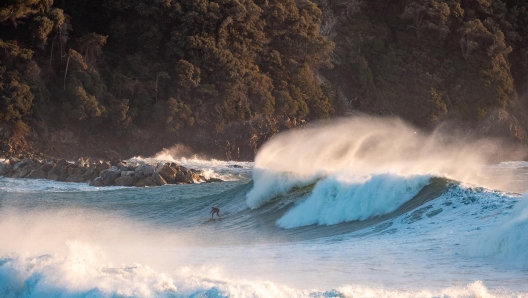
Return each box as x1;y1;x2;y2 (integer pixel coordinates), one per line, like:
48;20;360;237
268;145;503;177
0;156;223;187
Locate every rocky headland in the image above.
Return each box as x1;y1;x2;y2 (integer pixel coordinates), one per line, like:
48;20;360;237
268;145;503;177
0;157;222;187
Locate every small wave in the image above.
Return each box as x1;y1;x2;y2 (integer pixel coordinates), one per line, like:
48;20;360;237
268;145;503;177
468;193;528;268
0;177;124;193
1;251;523;298
277;174;430;228
336;281;523;298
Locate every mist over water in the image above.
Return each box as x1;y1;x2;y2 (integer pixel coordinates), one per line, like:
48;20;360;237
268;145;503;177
247;116;520;208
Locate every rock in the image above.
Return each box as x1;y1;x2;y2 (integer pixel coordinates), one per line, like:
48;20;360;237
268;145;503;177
152;172;167;186
58;172;69;182
47;172;59;181
83;168;96;181
67;165;78;176
0;159;12;175
135;176;157;187
13;163;33;178
13;160;27;172
8;157;20;166
49;165;61;176
40;160;54;172
135;165;154;176
56;159;69;168
206;177;224;183
90;177;105;187
175;166;194;184
102;170;121;186
96;161;111;171
121;170;135;177
66;175;85;183
158;164;177;183
26;169;47;179
115;176;134;186
114;162;127;171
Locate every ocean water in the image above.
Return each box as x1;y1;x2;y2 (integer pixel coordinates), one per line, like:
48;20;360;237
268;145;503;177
1;118;528;298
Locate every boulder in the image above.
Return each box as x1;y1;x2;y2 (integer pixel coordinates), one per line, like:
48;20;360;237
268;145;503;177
115;176;134;186
0;159;12;175
96;161;111;171
121;171;135;177
135;176;157;187
103;170;121;186
14;163;33;178
58;173;69;182
135;165;154;176
132;170;145;185
67;165;79;176
8;157;21;166
47;172;59;181
56;159;69;168
152;172;167;186
206;177;224;183
49;165;61;176
175;166;194;184
115;162;129;171
27;169;47;179
40;160;54;172
90;177;105;187
66;175;85;183
13;160;27;172
83;168;96;181
158;164;177;183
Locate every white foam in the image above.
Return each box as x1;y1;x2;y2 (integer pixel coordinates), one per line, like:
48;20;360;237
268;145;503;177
127;149;253;182
337;281;519;298
468;194;528;268
0;242;177;297
0;176;123;193
277;174;430;228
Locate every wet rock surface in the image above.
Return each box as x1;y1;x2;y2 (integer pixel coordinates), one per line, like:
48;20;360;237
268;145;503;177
0;157;222;187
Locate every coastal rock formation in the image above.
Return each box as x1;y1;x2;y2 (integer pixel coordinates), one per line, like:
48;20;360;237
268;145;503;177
0;157;222;187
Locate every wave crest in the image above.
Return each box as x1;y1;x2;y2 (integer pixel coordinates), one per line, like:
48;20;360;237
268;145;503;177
277;174;430;228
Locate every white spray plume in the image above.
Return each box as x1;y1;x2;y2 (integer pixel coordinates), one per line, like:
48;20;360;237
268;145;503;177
247;116;520;208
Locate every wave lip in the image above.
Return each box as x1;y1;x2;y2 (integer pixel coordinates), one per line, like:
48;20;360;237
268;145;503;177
277;174;430;229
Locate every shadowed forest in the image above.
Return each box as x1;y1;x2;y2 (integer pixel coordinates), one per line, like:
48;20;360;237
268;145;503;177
2;0;528;160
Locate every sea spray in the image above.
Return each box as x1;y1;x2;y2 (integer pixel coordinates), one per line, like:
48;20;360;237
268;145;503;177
248;116;516;208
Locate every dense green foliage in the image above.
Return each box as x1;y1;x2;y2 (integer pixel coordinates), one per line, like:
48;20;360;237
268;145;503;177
3;0;528;158
320;0;528;125
0;0;334;145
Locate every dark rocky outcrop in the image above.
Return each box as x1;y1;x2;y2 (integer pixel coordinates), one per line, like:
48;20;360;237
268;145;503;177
1;157;221;187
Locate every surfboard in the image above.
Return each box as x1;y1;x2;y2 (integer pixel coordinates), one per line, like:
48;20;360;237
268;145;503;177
202;217;222;224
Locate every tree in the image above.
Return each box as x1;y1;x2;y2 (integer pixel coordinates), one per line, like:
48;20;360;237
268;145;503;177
401;0;451;40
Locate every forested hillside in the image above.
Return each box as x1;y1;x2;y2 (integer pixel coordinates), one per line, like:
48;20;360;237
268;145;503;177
316;0;528;127
2;0;528;160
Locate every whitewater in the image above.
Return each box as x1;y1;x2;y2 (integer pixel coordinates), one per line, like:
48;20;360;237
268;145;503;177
1;117;528;297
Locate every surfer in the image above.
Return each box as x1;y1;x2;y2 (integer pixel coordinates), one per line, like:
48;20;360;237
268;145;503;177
210;207;220;218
